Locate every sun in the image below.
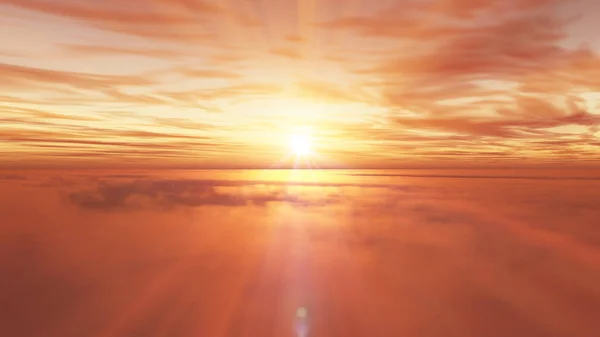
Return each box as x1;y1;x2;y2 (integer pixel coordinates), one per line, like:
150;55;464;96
289;132;312;156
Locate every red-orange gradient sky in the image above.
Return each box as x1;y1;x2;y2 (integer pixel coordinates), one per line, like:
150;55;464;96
1;0;600;168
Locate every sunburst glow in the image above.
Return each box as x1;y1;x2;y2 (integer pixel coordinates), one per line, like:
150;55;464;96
0;0;599;169
290;131;312;157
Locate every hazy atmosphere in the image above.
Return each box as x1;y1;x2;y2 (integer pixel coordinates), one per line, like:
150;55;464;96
1;0;600;336
1;0;600;168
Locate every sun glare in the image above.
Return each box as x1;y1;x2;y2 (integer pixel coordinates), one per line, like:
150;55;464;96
290;132;312;156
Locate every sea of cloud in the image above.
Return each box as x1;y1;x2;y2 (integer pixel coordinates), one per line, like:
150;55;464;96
0;169;599;337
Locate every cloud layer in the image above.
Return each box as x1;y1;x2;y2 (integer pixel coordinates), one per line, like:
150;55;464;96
1;170;599;336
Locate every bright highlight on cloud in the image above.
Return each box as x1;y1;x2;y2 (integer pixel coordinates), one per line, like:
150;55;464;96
1;0;600;168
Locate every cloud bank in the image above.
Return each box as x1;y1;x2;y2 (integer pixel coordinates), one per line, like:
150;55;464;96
1;170;599;336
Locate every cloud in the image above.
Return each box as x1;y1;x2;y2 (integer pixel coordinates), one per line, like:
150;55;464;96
358;15;569;82
293;80;375;104
0;106;101;122
391;96;600;138
284;34;305;43
144;117;219;131
0;0;247;42
318;5;452;40
0;63;154;90
2;169;600;336
321;1;586;111
66;178;347;210
195;83;284;100
49;169;461;211
308;0;600;165
344;172;600;180
0;113;246;165
60;44;187;59
174;68;244;79
2;0;195;23
320;0;565;37
1;0;599;167
270;47;303;59
0;174;25;181
429;0;564;18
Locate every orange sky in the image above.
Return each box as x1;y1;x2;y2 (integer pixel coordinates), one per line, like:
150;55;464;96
1;0;600;168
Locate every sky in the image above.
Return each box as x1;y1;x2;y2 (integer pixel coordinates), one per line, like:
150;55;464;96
1;169;599;336
1;0;600;168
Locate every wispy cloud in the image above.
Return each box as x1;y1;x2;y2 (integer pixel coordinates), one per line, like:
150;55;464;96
1;0;599;167
60;44;187;59
0;63;154;89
